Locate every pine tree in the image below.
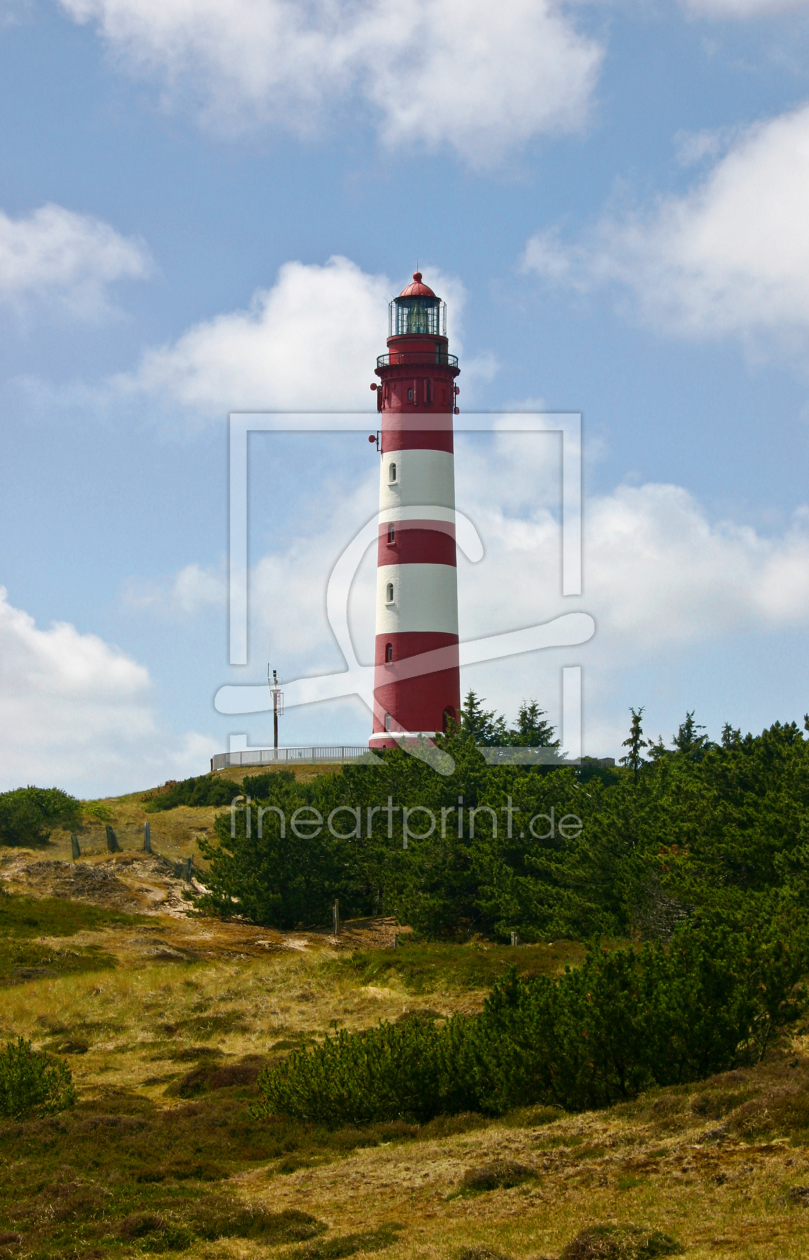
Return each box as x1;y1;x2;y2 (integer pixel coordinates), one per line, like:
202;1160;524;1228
674;712;711;760
459;691;507;746
506;701;559;748
620;707;648;782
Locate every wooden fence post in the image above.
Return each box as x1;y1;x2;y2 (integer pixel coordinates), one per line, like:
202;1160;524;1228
70;834;80;860
105;825;120;853
143;822;151;853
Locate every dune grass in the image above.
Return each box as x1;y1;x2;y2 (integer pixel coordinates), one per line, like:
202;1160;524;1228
2;946;809;1258
1;856;809;1257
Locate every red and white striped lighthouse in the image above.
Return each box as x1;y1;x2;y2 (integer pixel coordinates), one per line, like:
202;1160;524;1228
369;273;461;749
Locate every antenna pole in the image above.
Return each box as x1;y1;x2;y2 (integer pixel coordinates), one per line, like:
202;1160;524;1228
273;668;279;757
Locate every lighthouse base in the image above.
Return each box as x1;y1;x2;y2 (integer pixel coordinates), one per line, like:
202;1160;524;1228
370;632;460;746
368;730;443;751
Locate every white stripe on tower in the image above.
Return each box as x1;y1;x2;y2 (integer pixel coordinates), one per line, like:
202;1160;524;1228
380;448;455;511
375;563;459;637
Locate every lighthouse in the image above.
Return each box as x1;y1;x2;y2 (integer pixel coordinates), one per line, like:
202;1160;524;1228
369;273;461;749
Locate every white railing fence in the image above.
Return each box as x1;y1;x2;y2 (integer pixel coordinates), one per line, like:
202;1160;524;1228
211;746;375;771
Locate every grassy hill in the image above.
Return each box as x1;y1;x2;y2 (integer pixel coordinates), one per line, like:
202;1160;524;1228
1;772;809;1258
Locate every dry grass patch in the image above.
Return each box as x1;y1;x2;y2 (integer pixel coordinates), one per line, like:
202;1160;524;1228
559;1224;682;1259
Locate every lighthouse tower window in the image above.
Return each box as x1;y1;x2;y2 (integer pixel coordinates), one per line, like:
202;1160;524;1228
385;643;393;663
385;713;392;732
388;522;395;543
386;582;394;604
388;462;397;484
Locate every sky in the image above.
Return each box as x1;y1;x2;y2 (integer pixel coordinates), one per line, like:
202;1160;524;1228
3;0;809;796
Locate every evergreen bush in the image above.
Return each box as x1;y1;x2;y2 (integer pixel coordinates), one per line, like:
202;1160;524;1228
255;922;806;1126
197;709;809;941
144;770;296;812
144;775;240;811
0;787;81;847
0;1037;76;1119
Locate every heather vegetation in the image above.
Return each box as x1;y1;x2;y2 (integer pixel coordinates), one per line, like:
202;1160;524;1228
190;700;809;1130
2;702;809;1257
0;873;808;1257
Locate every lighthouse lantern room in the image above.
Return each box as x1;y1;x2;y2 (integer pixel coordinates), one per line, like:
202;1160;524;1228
369;272;461;749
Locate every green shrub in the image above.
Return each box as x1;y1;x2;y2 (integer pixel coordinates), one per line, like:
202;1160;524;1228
144;772;287;812
241;770;297;798
193;715;809;941
197;772;341;928
144;775;234;811
0;786;81;846
255;922;807;1125
0;1037;76;1119
462;923;805;1114
0;891;136;938
256;1015;479;1126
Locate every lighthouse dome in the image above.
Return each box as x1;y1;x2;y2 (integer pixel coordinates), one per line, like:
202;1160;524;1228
398;271;436;298
389;271;446;338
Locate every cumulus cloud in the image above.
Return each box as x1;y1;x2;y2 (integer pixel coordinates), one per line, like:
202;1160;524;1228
450;435;809;655
56;0;602;164
163;428;809;743
524;102;809;352
123;257;389;416
117;256;480;422
0;586;214;796
0;203;150;315
466;480;809;651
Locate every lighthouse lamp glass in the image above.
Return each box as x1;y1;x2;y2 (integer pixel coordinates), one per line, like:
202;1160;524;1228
389;297;446;338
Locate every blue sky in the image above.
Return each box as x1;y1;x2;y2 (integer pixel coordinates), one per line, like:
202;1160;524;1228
3;0;809;795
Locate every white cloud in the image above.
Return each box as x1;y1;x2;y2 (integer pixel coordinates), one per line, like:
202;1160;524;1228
56;0;602;165
585;486;809;643
453;443;809;652
0;586;214;796
524;102;809;351
117;255;482;421
121;256;387;416
0;203;150;315
455;466;809;750
196;428;809;745
254;432;809;665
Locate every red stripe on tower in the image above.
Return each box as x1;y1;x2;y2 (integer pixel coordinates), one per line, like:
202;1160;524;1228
369;272;461;748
